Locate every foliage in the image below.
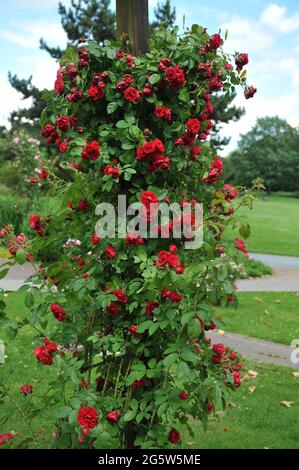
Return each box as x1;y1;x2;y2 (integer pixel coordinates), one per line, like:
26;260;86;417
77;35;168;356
0;26;255;449
224;116;299;192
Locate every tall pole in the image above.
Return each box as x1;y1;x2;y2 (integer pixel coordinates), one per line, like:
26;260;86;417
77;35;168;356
116;0;149;55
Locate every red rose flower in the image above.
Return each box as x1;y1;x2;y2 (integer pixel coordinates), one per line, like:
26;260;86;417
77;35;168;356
207;402;213;411
56;116;70;131
165;65;186;90
107;302;120;317
140;191;158;207
180;390;188;400
235;53;249;70
132;377;145;389
155;106;172;121
202;157;223;184
20;384;33;395
186;118;201;135
223;184;238;201
146;301;160;316
43;338;57;352
34;345;53;365
244;86;257;99
212;343;226;356
128;325;138;336
168;428;180;445
50;303;66;322
81;140;100;161
106;245;116;259
103;165;120;178
125;233;144;247
88;83;105;100
232;371;241;387
113;289;127;304
106;411;121;423
124;87;140;103
0;433;13;446
92;234;101;245
59;143;68;153
207;33;223;51
77;406;98;429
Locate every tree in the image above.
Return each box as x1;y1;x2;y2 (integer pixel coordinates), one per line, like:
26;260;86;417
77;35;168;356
224;116;299;192
40;0;116;59
0;24;254;449
151;0;176;29
210;91;245;150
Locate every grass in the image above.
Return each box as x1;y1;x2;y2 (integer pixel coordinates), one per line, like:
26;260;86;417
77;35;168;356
0;291;55;448
241;259;272;278
215;292;299;345
189;361;299;449
229;194;299;257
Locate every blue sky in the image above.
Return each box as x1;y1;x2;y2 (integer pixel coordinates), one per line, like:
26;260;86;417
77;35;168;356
0;0;299;154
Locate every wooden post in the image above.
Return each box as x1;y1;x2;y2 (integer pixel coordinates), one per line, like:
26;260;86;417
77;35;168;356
116;0;149;55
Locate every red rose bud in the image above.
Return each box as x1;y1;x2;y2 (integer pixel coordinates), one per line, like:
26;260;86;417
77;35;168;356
180;390;188;400
20;384;33;395
168;428;180;445
128;325;138;336
106;411;121;423
92;234;101;245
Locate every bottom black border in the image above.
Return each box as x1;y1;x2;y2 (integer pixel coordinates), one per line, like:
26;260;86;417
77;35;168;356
0;449;297;467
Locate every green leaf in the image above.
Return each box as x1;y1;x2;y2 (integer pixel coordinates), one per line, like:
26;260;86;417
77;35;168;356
123;410;136;422
239;223;251;239
16;249;26;265
107;102;118;114
0;268;9;280
55;406;72;419
25;293;34;309
163;353;178;367
149;74;161;84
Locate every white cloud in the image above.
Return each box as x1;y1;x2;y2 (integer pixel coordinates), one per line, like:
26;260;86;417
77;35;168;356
0;74;32;127
221;15;275;54
261;4;299;33
0;19;67;49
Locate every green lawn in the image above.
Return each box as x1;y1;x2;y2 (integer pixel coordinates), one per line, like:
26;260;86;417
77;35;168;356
229;194;299;257
0;291;55;448
189;361;299;449
215;292;299;345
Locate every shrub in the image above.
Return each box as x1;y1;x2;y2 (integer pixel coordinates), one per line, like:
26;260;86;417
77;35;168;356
0;26;256;449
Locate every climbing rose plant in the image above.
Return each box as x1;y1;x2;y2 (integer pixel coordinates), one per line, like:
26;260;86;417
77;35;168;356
0;26;256;448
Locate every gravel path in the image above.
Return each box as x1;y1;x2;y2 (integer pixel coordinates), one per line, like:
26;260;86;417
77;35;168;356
207;330;299;369
237;253;299;292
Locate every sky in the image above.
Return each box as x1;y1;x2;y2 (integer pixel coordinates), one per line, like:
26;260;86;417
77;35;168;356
0;0;298;155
